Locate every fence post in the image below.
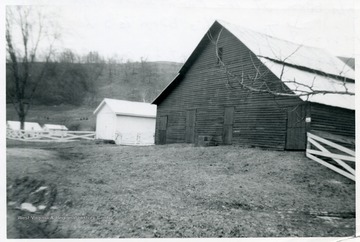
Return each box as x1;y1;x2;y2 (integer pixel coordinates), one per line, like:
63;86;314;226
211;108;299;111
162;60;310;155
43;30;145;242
306;132;311;153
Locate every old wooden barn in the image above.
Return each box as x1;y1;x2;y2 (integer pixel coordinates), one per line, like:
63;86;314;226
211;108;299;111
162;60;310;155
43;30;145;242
152;20;355;150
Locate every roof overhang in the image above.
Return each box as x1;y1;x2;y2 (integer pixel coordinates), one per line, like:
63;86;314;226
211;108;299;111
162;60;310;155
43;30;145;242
93;99;106;115
152;74;181;104
115;113;156;118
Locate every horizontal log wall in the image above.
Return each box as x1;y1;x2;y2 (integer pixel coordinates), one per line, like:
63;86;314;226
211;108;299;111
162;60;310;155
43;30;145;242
155;27;303;149
310;103;355;138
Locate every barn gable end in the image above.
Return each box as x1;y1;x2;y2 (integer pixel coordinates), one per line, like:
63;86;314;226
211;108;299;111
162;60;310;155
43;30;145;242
154;24;305;149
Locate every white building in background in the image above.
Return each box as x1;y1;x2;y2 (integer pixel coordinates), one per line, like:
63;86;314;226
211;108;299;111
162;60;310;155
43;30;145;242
6;121;43;131
93;98;157;145
43;124;68;136
43;124;68;131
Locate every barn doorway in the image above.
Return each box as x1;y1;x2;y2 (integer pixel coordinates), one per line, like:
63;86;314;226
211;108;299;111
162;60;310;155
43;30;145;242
223;107;235;145
285;105;307;150
158;116;168;144
185;110;196;143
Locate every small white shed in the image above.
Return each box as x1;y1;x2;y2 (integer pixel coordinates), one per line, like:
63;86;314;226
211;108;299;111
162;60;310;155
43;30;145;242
7;121;43;131
93;98;157;145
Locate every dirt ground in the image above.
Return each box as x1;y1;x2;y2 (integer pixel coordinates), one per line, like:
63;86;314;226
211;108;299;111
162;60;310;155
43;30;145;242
6;140;355;238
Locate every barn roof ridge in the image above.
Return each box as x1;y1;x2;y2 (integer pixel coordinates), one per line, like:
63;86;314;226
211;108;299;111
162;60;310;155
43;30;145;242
215;20;314;49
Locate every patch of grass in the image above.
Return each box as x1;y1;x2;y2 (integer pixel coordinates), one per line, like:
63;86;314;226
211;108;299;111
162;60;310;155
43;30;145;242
6;141;355;238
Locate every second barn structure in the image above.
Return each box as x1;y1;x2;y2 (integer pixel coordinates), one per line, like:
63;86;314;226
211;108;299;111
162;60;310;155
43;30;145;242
152;20;355;150
94;98;157;145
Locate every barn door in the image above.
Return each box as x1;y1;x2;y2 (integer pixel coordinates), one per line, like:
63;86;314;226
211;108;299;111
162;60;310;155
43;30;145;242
185;110;196;143
286;105;307;150
223;107;234;145
158;116;168;145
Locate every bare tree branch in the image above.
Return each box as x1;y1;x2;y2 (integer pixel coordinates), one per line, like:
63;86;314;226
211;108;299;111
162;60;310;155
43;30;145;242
207;27;354;103
6;6;59;129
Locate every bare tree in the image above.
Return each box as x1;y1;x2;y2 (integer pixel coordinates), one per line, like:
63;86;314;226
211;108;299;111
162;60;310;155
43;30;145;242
107;55;118;79
123;59;134;82
208;28;354;100
83;51;104;64
57;48;79;63
6;6;59;129
138;57;159;102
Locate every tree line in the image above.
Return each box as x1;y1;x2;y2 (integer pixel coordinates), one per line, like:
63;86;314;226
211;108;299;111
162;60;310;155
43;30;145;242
6;50;181;106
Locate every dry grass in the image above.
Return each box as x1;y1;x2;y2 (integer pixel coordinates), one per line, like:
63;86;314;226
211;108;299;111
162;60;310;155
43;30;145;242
6;140;355;238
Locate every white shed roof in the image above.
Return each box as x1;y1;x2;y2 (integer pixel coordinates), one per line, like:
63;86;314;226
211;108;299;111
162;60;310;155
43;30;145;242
7;121;43;131
218;20;355;80
43;124;68;130
94;98;157;118
259;57;355;110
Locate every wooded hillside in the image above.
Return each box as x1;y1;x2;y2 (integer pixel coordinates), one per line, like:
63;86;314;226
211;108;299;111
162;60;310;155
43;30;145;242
6;60;182;106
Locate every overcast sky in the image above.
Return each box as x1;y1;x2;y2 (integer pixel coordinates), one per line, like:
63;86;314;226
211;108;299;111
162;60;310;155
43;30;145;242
5;0;356;62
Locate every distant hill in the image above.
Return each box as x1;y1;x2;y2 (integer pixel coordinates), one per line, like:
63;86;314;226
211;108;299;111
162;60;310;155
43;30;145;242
6;61;182;107
95;61;182;104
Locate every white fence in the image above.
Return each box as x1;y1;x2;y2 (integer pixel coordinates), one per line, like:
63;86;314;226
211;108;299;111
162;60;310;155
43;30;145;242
114;132;154;146
6;129;95;142
306;131;355;181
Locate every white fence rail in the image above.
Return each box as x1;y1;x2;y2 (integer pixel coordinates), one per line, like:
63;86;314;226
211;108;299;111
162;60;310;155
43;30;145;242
6;129;95;142
114;132;154;146
306;131;355;181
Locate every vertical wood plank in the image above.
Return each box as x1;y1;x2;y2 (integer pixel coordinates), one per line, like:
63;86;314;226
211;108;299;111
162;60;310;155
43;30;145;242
185;110;196;143
286;105;306;150
223;107;235;145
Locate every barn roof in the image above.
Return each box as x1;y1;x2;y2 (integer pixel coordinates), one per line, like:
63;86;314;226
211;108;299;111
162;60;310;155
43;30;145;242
259;57;355;110
7;121;43;131
94;98;157;118
338;57;355;70
218;20;354;80
152;20;355;110
43;124;68;130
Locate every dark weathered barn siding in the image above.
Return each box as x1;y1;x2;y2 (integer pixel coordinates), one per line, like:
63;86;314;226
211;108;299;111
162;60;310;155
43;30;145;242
155;26;305;149
310;103;355;138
